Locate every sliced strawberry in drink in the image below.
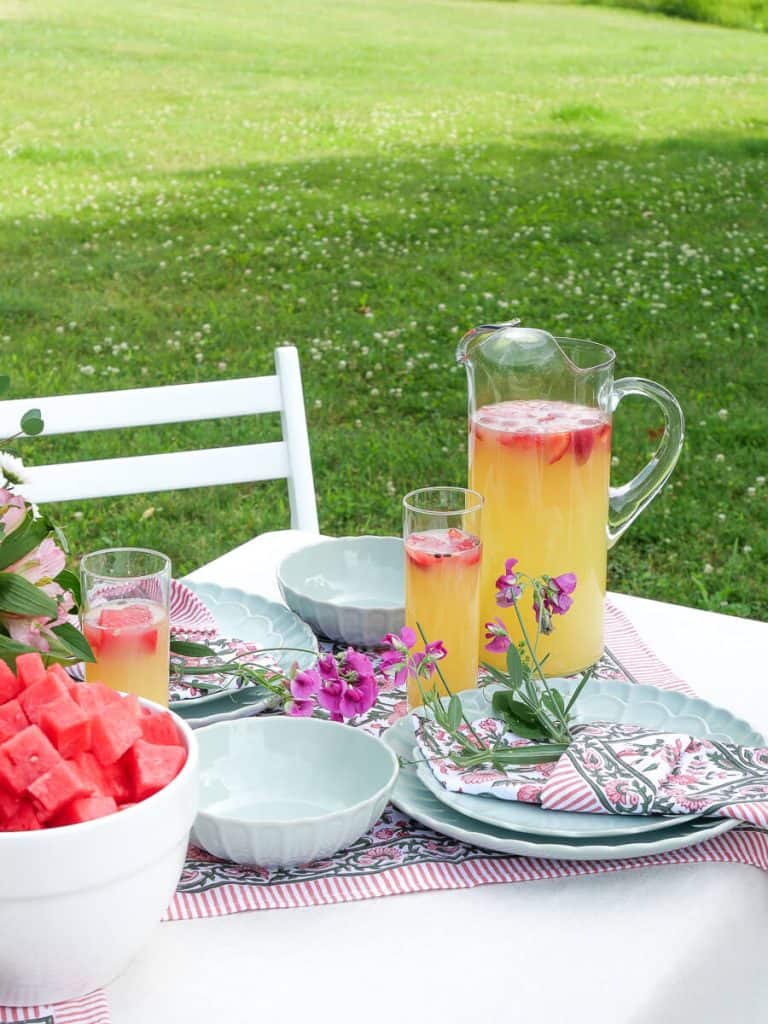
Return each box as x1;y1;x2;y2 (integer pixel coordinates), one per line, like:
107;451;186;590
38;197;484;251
544;432;571;465
572;428;595;465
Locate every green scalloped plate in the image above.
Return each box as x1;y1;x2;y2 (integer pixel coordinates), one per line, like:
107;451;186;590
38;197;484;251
170;582;318;727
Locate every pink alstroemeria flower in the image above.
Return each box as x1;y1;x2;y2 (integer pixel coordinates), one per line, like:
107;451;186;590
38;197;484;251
0;488;27;538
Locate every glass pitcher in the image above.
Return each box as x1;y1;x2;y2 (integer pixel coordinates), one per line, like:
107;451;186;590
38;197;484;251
457;322;684;677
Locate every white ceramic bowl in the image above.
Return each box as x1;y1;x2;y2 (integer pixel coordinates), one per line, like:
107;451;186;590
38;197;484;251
0;700;198;1006
193;716;399;867
277;535;404;645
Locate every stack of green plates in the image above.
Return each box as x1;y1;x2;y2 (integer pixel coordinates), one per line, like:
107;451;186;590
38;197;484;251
384;679;764;860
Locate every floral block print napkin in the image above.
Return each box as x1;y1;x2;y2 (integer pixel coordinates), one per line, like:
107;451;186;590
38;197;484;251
169;636;283;702
416;716;768;827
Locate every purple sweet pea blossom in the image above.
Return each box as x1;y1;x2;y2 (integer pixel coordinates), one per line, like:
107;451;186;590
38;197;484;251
534;572;578;634
495;557;523;608
380;626;418;688
484;617;511;653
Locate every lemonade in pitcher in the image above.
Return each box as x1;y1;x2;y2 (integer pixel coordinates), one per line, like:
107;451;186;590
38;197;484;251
470;400;611;676
458;323;684;677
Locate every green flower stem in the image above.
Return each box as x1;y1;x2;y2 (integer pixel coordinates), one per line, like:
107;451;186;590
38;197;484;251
564;665;595;716
509;598;571;740
415;621;486;748
451;741;568;769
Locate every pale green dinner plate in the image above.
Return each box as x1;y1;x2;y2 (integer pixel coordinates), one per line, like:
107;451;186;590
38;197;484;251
410;680;765;839
170;582;318;727
385;713;739;861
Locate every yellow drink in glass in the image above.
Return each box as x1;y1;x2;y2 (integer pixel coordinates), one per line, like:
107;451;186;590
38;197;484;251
402;485;483;709
470;400;611;676
83;600;171;706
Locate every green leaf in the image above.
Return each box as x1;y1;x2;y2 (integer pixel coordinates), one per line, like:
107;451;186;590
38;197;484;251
0;573;58;618
447;694;462;731
491;690;540;726
505;643;524;686
50;621;95;663
170;639;218;658
542;689;566;718
0;376;9;397
0;515;51;571
20;409;44;436
55;568;82;607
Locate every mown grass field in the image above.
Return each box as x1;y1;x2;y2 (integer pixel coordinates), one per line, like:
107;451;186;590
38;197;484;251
1;0;766;619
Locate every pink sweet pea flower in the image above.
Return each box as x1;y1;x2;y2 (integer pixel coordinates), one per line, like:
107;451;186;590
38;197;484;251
484;617;511;653
290;669;321;699
286;697;315;717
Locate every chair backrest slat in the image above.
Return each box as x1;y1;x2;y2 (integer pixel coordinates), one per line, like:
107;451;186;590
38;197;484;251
0;346;320;532
20;443;290;503
0;376;283;437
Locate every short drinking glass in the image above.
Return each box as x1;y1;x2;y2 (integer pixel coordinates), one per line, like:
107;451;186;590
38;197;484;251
403;487;483;708
80;548;171;706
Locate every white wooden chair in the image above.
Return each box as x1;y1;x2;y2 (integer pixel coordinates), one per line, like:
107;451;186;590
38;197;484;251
0;345;319;533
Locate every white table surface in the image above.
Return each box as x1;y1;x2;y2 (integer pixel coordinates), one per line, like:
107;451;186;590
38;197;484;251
107;531;768;1024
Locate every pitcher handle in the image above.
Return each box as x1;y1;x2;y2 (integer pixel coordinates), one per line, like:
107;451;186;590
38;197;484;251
608;377;685;549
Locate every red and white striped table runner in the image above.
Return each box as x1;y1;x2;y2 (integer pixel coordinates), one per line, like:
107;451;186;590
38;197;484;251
165;600;768;922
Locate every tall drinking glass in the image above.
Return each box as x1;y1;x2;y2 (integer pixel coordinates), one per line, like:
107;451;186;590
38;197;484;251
403;487;483;708
80;548;171;706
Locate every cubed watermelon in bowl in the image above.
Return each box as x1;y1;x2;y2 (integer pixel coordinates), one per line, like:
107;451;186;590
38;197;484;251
0;693;198;1006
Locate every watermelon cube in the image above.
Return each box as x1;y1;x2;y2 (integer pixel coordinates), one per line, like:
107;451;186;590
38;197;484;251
15;652;46;689
90;702;142;766
46;663;76;691
39;698;92;759
2;799;42;832
0;725;62;794
124;739;186;801
140;711;181;747
29;760;90;822
52;795;118;827
0;699;28;745
0;784;21;821
72;681;122;715
70;751;108;796
97;604;159;656
0;660;21;704
104;756;133;803
19;673;71;724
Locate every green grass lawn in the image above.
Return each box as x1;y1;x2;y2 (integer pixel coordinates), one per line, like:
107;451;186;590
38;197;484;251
536;0;767;31
1;0;766;619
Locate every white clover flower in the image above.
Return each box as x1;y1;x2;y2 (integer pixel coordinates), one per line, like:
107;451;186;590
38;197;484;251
703;563;714;574
0;451;28;486
718;408;729;420
715;453;725;463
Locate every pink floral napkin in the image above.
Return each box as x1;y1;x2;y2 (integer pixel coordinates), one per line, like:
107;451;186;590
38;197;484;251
416;715;768;828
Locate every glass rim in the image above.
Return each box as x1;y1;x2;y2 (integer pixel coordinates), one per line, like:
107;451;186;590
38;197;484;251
80;546;171;582
402;486;484;517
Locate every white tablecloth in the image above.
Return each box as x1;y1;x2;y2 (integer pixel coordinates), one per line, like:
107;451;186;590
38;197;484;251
107;531;768;1024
